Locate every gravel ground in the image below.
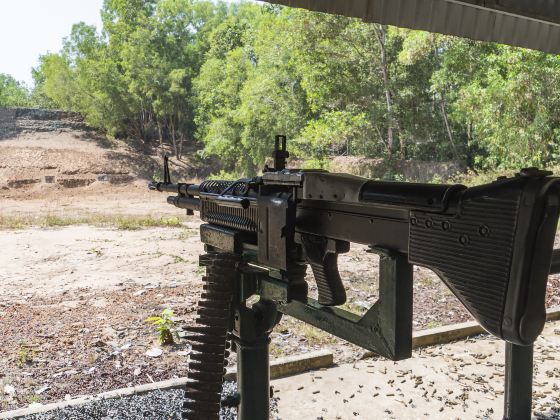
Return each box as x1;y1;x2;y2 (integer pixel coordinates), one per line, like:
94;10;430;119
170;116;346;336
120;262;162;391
22;382;280;420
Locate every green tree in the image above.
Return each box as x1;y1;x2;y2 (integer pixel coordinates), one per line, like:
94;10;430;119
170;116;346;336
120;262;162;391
27;0;560;174
0;74;30;107
33;0;223;156
451;48;560;168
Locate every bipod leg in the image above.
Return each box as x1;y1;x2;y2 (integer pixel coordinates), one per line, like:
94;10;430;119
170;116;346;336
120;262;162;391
232;294;279;420
503;342;534;420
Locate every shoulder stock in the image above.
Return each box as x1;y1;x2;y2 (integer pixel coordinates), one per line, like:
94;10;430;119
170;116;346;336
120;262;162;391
408;173;560;345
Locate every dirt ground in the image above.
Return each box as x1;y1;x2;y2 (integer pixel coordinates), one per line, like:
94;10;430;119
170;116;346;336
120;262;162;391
1;129;560;413
1;189;559;411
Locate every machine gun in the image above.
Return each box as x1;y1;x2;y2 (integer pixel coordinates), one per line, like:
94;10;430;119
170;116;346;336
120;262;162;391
150;136;560;420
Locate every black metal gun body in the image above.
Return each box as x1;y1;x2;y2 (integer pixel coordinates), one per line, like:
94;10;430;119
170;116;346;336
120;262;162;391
151;161;560;347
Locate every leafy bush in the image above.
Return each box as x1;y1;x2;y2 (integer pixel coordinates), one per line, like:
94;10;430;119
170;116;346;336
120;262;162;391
145;308;177;345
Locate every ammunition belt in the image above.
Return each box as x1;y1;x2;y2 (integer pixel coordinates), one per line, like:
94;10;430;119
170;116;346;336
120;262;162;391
182;253;240;419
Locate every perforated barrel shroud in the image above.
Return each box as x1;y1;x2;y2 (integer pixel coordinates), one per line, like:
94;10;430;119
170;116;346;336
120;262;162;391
199;180;247;195
199;180;259;233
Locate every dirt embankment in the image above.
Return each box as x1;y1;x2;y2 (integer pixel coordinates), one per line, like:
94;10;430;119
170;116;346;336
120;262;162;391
0;108;212;200
0;107;156;195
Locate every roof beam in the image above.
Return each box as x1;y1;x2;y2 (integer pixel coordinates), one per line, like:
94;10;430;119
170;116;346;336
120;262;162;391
267;0;560;53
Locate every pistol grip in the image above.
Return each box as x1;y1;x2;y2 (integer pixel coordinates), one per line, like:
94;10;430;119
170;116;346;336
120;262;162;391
301;235;350;306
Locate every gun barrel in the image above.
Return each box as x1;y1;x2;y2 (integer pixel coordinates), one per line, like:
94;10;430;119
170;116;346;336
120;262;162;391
149;182;200;196
167;196;200;212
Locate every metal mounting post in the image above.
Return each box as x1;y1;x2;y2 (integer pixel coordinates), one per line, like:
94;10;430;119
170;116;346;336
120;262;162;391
501;249;560;420
503;342;534;420
232;287;279;420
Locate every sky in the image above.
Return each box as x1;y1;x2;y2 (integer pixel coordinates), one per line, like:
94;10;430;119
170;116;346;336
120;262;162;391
0;0;104;86
0;0;250;88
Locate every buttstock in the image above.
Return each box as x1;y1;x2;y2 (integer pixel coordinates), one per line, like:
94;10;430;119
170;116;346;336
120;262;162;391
408;174;560;345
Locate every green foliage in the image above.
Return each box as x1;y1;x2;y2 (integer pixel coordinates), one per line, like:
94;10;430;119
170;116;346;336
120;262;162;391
450;48;560;169
301;158;330;170
22;0;560;174
87;247;104;257
16;346;36;368
31;1;223;157
0;74;31;107
144;308;177;345
207;169;242;180
293;111;372;158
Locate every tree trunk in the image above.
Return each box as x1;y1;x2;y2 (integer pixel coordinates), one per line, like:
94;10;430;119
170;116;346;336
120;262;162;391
169;117;178;158
373;24;395;156
439;95;459;160
156;119;164;155
178;134;185;161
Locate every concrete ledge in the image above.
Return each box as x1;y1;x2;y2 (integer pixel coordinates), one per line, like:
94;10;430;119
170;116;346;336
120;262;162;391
412;320;483;348
224;349;333;381
412;306;560;349
547;306;560;322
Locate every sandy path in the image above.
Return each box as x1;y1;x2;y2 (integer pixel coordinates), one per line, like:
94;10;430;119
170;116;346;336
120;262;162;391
0;225;203;302
0;183;182;217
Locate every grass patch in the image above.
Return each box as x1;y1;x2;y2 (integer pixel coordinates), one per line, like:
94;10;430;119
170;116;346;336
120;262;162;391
0;214;185;230
426;320;443;329
340;301;370;315
171;255;186;264
87;247;104;257
25;395;41;405
177;228;199;240
450;165;560;187
115;215;182;230
450;169;514;186
16;346;36;368
300;324;337;345
416;275;437;288
40;214;77;227
0;215;32;229
269;343;286;358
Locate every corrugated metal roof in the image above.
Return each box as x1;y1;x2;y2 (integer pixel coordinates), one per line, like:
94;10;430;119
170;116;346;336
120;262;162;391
267;0;560;53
